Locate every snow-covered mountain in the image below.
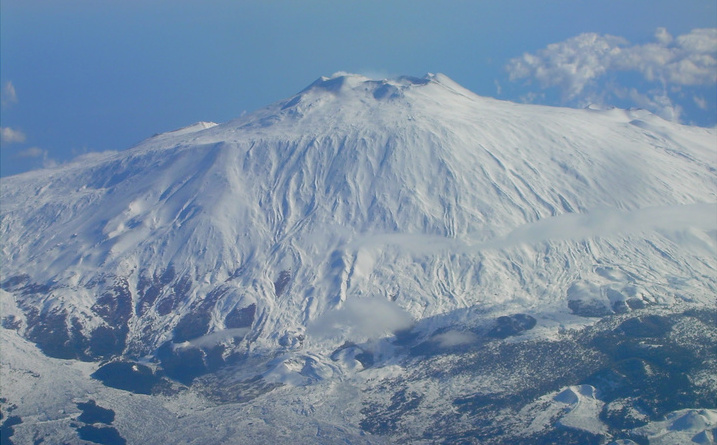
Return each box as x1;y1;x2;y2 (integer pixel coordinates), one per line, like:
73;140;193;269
1;73;715;444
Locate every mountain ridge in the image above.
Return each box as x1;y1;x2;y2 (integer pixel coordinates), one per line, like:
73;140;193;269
2;73;716;444
1;72;715;359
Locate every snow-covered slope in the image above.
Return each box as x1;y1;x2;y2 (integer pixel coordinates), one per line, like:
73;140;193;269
2;73;715;359
1;72;716;443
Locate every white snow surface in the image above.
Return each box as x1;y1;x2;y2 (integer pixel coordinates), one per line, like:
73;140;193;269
1;72;716;355
632;409;717;445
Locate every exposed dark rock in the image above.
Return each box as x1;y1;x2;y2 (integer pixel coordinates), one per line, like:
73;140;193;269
155;294;177;316
274;270;291;297
330;341;356;360
1;275;52;296
201;286;229;310
612;300;630;314
92;278;132;327
0;274;30;291
520;427;605;445
488;314;537;339
136;267;192;316
1;315;21;330
224;303;256;329
568;299;613;317
159;265;176;285
626;298;647;310
355;351;374;368
330;342;373;367
135;273;161;317
392;328;419;346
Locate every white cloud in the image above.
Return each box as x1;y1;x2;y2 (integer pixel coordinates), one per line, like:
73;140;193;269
507;33;627;101
654;27;673;45
1;81;18;107
432;330;478;348
348;203;716;256
1;127;27;144
308;297;413;341
14;146;44;158
694;95;708;110
611;86;683;122
14;146;57;168
506;28;717;122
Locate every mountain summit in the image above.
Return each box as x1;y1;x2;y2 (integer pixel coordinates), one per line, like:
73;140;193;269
2;73;716;443
2;72;715;358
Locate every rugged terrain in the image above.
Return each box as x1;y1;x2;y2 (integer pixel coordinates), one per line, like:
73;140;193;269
1;73;716;444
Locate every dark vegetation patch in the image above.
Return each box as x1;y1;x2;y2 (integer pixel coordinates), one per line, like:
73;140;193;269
0;415;22;445
360;389;423;435
172;312;211;343
8;275;135;361
157;342;222;385
88;326;128;359
24;308;86;360
195;374;282;404
76;425;126;445
92;361;166;395
617;315;672;338
76;400;115;425
73;398;126;444
583;311;715;421
86;278;134;359
171;286;233;344
516;428;605;445
360;308;717;444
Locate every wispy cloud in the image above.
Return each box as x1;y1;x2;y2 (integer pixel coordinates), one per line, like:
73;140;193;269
348;203;717;256
13;146;57;168
694;95;708;110
506;28;717;123
1;81;18;108
308;297;413;341
14;146;44;158
1;127;27;144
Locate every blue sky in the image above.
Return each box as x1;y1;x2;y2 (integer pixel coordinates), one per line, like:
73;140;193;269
1;1;715;177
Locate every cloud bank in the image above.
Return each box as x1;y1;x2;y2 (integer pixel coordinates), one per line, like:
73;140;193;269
506;28;717;124
308;297;413;341
349;203;717;256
